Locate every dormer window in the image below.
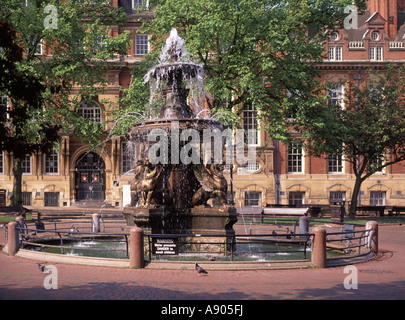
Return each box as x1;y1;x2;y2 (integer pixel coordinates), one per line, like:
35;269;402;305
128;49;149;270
371;31;380;41
331;32;340;41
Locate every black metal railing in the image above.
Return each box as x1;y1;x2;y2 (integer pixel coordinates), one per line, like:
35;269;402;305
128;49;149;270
325;228;372;258
18;226;130;258
145;232;313;262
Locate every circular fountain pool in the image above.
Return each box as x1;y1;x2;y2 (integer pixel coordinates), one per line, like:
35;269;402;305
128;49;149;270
24;235;312;262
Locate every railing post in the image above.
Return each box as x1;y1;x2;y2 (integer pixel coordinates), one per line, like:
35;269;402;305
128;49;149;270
7;222;19;256
365;221;378;254
130;227;144;268
92;213;101;233
311;227;327;268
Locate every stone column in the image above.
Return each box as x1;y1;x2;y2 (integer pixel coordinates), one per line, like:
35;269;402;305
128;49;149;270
7;222;19;256
92;213;101;233
365;221;378;254
311;227;327;268
130;227;144;268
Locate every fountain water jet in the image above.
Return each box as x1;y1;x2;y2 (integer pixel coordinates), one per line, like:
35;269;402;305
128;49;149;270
123;29;238;248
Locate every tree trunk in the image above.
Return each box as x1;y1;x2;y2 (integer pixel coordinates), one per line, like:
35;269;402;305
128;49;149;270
10;157;23;207
349;176;363;218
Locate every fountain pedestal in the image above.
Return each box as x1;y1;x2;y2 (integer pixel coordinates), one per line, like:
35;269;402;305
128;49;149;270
123;206;238;235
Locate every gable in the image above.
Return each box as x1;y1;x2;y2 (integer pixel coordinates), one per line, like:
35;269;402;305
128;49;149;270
366;12;387;25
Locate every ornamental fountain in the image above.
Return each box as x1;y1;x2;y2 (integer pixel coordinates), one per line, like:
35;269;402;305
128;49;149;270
123;29;238;242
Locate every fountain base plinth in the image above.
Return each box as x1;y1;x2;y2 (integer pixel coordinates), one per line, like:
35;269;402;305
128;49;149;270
123;206;238;235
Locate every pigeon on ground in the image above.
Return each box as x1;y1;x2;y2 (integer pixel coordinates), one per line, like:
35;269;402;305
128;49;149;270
195;263;208;275
37;263;46;273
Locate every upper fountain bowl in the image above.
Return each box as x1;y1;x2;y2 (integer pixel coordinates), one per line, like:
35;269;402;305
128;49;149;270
144;28;204;84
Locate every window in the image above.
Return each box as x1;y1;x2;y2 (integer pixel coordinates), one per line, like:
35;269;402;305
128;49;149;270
122;143;134;174
44;151;59;174
288;143;303;173
93;37;106;53
369;46;383;61
0;96;9;121
328;46;343;61
132;0;149;9
243;161;260;172
135;35;149;55
45;192;59;207
286;90;302;119
22;192;32;206
0;152;3;174
330;191;346;204
32;38;43;55
243;104;259;145
369;153;386;173
328;153;344;173
79;101;102;123
22;155;31;174
371;31;380;41
331;32;339;41
328;85;344;107
370;191;386;206
244;191;261;207
289;192;305;206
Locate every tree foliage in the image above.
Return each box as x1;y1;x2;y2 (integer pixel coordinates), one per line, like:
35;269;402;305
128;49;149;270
305;65;405;215
0;0;130;205
119;0;366;138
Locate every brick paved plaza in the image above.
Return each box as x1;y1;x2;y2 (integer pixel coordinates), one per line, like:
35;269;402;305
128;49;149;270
1;224;404;302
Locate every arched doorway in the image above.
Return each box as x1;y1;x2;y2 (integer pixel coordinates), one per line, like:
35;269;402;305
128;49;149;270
75;152;105;201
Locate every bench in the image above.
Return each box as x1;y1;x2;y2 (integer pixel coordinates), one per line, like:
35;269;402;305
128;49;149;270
356;206;385;216
263;207;308;216
389;206;405;216
236;207;308;216
0;206;24;213
236;207;263;215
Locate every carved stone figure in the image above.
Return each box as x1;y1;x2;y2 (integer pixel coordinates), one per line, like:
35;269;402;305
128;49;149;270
139;159;172;208
192;162;228;208
130;160;146;207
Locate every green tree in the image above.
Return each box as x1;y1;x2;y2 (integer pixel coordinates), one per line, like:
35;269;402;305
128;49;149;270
117;0;366;136
304;66;405;217
0;0;130;206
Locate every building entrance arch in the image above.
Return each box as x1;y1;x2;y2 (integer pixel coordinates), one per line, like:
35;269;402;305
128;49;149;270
75;152;105;201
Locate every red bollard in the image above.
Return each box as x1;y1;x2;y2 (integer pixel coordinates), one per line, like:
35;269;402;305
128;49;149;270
311;227;327;268
129;227;144;268
7;222;20;256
